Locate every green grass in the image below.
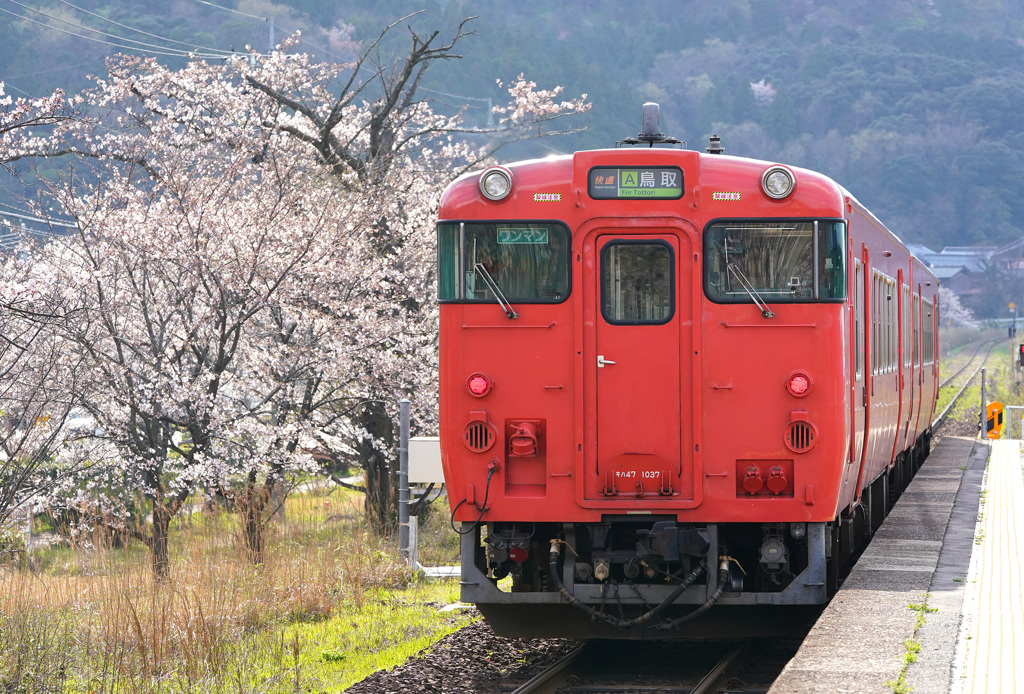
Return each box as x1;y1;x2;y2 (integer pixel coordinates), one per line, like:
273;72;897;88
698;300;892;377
886;597;937;693
2;484;474;693
278;583;475;691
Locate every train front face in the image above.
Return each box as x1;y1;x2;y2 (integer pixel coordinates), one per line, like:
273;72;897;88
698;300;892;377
437;148;851;638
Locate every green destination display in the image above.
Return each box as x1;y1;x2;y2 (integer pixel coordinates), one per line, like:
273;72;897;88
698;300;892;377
588;166;684;199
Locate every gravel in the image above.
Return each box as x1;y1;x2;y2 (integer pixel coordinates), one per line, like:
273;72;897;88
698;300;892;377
344;618;580;693
934;417;981;439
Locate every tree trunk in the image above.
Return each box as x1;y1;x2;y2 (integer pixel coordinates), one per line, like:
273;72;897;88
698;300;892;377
239;478;270;564
357;403;397;534
364;452;391;533
271;480;286;521
151;503;172;579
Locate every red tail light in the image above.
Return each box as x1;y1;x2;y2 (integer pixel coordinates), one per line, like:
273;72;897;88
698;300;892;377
467;373;493;397
787;373;810;397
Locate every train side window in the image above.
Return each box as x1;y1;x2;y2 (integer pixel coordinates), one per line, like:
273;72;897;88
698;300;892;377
600;241;674;324
819;221;847;299
914;294;920;366
854;261;863;380
923;299;934;364
905;286;912;368
437;223;461;300
871;273;879;376
884;280;892;372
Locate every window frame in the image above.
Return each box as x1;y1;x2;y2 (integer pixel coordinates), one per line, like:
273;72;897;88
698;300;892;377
854;260;864;380
436;220;573;304
702;217;848;305
599;239;676;326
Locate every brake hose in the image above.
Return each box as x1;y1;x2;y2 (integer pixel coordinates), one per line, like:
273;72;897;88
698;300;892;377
548;539;711;629
653;557;731;630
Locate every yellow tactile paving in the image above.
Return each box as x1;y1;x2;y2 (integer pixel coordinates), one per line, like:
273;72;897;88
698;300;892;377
961;439;1024;693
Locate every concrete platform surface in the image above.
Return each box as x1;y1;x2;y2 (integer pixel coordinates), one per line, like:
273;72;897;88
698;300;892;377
952;439;1024;693
769;436;982;694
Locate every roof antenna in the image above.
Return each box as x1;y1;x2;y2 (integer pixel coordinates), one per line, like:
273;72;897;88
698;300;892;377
618;102;683;148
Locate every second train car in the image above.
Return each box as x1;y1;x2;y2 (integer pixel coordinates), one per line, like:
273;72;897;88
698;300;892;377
437;104;939;638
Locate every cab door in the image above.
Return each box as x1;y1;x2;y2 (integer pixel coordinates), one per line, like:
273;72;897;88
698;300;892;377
584;232;694;501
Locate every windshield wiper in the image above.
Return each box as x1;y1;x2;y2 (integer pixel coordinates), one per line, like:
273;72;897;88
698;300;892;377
727;264;775;319
473;263;519;319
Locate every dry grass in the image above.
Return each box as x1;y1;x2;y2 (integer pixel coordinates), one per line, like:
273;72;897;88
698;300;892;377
0;487;468;693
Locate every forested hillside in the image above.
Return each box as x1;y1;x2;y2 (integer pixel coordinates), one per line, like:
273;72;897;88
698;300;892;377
4;0;1024;250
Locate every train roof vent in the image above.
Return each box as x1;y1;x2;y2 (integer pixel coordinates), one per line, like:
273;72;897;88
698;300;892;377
617;102;684;149
784;420;817;454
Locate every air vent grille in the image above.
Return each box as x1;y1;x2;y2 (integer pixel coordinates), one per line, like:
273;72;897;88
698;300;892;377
784;421;816;453
464;420;496;453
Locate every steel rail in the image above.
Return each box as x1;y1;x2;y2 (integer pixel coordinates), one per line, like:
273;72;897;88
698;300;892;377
690;645;744;694
939;338;1000;389
510;642;746;694
509;645;587;694
932;338;1001;429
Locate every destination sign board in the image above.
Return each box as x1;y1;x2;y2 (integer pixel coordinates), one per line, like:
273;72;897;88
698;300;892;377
588;166;684;200
496;225;549;244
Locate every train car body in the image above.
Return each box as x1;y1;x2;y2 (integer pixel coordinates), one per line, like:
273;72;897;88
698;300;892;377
436;113;938;639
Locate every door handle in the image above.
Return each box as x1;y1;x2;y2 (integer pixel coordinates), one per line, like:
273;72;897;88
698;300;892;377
597;355;616;368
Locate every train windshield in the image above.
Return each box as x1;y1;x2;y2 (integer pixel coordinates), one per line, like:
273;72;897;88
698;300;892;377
704;220;846;303
437;222;570;302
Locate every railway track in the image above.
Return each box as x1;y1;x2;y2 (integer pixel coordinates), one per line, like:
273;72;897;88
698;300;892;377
933;337;1002;429
938;338;999;390
508;639;797;694
507;336;1003;694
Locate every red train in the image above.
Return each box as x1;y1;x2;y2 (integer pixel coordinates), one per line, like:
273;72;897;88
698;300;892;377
436;104;939;638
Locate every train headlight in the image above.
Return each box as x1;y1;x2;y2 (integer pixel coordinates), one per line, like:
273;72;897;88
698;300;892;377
479;167;514;201
762;165;795;199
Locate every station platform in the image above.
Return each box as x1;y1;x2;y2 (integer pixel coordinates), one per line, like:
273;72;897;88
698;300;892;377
768;435;1004;693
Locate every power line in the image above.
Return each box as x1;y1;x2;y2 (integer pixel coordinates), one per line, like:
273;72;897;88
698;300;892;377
0;3;231;59
191;0;264;21
3;60;105;80
188;0;349;63
0;220;63;249
5;0;232;56
0;80;33;97
0;208;77;229
422;87;492;104
53;0;231;55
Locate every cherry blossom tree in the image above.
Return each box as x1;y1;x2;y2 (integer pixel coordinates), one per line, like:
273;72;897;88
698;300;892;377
938;286;974;327
0;82;80;167
0;255;88;527
0;83;86;527
24;16;588;570
38;159;341;574
233;18;588;533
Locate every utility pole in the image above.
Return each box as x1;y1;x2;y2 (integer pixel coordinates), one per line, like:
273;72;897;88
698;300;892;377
981;367;987;438
398;399;411;566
